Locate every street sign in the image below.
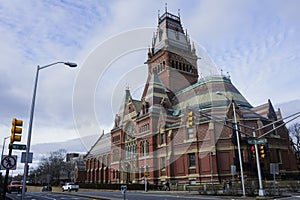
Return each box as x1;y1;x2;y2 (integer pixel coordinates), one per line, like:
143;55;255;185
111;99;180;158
256;138;267;144
121;185;127;194
247;138;267;145
231;165;236;175
1;155;17;170
21;152;33;163
270;163;279;175
11;144;26;150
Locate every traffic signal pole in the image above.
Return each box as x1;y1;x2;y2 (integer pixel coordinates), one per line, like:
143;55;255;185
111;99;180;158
253;129;265;196
2;143;13;199
2;118;23;199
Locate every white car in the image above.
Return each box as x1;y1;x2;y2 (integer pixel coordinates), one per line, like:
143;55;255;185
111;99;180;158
62;182;79;192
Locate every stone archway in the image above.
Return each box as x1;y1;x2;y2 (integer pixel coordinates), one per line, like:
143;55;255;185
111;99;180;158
120;161;133;183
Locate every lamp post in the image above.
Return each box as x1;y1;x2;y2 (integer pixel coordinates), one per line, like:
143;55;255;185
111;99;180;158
21;62;77;199
216;91;246;196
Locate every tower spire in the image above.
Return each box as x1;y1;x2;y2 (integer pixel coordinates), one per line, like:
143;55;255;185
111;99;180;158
165;3;167;13
146;8;199;93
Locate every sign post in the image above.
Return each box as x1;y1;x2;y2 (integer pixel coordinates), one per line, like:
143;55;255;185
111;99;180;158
231;165;236;185
2;143;13;199
121;185;127;200
270;163;279;194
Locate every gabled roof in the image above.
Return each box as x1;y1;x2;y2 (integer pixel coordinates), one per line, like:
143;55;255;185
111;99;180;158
131;99;143;113
118;89;131;122
251;99;277;120
85;132;111;159
143;72;171;109
114;89;143;128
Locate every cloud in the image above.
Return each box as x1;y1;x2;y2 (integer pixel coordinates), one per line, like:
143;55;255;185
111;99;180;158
0;0;299;154
0;1;108;147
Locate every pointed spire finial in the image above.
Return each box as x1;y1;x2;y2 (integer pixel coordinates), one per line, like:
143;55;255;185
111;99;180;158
158;9;160;18
165;3;167;13
126;83;130;91
226;71;230;79
191;42;196;54
178;9;180;18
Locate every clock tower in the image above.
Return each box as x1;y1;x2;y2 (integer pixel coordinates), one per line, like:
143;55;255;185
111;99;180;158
145;10;198;96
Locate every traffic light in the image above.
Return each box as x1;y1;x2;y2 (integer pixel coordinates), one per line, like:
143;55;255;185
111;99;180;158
250;146;256;159
259;145;266;159
10;118;23;143
188;111;193;126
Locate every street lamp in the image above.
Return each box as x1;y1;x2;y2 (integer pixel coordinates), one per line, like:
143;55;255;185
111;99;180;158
21;62;77;199
216;91;246;196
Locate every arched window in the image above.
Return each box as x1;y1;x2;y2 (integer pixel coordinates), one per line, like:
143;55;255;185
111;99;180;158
140;141;144;155
146;141;149;155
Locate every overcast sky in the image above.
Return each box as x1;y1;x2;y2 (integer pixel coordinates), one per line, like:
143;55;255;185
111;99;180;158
0;0;300;164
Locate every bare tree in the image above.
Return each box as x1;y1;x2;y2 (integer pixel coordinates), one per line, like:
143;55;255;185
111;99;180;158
289;123;300;154
30;149;74;185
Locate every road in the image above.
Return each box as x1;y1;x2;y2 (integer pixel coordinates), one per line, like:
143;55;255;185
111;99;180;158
6;191;228;200
6;191;300;200
6;192;92;200
75;191;221;200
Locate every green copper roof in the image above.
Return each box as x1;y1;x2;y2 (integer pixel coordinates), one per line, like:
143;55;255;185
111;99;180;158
173;75;252;110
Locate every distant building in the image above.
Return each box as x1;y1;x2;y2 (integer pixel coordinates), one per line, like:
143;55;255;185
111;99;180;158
84;9;298;185
66;153;80;162
73;154;87;183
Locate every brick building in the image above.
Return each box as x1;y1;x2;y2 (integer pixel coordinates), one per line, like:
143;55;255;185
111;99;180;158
84;10;298;185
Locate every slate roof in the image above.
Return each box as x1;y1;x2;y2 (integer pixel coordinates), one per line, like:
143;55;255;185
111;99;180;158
144;72;171;108
85;132;111;159
173;76;252;111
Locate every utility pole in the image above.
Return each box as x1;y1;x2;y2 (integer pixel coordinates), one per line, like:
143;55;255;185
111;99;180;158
2;143;13;199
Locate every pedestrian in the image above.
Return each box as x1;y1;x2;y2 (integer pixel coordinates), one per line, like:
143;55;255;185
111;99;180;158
165;181;170;191
222;180;227;193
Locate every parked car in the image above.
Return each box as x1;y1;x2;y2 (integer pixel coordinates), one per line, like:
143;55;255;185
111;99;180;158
62;182;79;192
42;185;52;192
7;181;26;193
